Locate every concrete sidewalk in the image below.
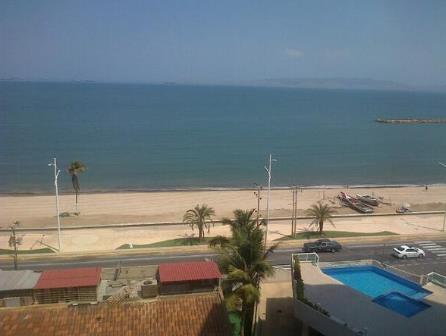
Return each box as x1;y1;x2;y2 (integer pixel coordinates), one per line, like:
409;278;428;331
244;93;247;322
257;268;302;336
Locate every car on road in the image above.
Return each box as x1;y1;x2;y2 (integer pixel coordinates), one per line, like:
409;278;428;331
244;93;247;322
396;207;411;214
303;239;342;253
392;245;425;259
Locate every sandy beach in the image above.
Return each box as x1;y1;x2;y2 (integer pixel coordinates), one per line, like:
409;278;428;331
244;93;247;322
0;186;445;252
1;185;445;228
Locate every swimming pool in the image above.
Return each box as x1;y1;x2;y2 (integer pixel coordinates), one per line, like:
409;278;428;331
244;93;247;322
373;292;431;317
322;265;431;317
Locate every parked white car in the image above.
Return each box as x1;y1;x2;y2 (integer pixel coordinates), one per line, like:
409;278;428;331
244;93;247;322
393;245;425;259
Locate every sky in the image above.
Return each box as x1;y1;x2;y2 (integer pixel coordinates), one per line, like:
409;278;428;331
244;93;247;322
1;0;445;85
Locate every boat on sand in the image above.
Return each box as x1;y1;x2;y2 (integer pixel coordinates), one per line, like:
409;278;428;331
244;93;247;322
338;192;374;214
356;194;379;206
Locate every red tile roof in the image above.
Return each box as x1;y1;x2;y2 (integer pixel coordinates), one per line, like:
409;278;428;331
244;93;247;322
159;261;222;283
34;267;101;289
0;293;231;336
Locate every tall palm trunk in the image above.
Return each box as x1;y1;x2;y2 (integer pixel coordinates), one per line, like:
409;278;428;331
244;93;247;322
240;309;246;336
72;174;80;213
319;219;324;234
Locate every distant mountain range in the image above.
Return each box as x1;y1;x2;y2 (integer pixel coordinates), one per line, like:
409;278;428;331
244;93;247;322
246;78;446;92
1;77;445;92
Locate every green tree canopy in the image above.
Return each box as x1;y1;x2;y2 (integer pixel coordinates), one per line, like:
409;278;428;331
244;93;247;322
210;209;276;336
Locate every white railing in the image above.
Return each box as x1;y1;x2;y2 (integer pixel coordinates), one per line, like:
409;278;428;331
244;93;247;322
381;263;424;285
426;272;446;288
292;253;319;266
319;259;381;269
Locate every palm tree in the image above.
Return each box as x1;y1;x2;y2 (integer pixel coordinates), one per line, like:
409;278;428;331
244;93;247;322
221;208;261;234
183;204;215;240
9;221;22;270
210;208;265;248
305;201;336;234
68;161;87;213
210;209;276;336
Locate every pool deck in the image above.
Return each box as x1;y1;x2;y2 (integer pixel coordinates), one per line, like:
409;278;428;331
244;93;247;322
301;263;446;336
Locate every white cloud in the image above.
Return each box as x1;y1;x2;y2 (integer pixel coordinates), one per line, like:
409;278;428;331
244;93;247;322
285;48;304;58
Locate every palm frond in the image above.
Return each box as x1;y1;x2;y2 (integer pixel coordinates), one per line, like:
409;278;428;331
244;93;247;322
208;235;230;247
263;243;279;259
236;283;260;304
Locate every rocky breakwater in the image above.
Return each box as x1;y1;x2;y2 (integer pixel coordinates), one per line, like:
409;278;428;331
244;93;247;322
376;118;446;124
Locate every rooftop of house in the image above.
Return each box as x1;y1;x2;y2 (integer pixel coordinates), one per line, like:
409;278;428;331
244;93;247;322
0;292;231;336
0;270;41;292
34;267;102;289
158;261;222;283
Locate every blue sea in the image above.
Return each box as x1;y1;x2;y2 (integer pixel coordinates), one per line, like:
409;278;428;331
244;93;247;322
1;81;445;193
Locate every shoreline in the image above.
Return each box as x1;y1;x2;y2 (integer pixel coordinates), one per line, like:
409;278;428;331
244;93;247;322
1;183;445;197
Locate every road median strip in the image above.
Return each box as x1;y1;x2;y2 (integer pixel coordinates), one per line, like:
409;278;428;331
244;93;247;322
1;232;445;263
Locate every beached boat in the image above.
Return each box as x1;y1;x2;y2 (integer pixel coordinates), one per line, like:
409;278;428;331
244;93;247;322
356;194;379;206
338;192;374;214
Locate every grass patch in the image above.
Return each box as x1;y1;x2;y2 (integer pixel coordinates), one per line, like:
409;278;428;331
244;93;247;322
228;311;242;336
276;231;398;241
0;248;56;255
117;237;215;249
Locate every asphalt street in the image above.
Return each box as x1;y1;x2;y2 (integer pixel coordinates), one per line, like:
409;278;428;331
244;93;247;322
1;239;445;276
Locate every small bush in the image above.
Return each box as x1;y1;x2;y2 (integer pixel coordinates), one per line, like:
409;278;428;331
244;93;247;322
293;257;329;316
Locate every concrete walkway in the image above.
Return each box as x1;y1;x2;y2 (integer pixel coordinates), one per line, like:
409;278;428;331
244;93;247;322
257;268;302;336
1;212;445;253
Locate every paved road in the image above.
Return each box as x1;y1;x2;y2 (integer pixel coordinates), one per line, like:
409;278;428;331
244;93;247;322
1;240;446;276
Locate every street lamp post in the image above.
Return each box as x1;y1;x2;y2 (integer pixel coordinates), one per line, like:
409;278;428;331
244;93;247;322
439;162;446;231
49;158;62;252
264;154;277;244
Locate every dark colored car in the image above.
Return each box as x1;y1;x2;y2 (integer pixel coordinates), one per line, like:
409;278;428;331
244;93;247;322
302;239;342;253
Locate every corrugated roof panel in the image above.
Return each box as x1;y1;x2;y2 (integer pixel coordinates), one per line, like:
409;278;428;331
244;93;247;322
34;267;101;289
0;270;41;291
158;261;221;283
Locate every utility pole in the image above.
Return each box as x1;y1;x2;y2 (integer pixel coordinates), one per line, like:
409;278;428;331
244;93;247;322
254;184;263;226
264;154;277;245
291;186;298;237
9;221;21;270
48;158;62;252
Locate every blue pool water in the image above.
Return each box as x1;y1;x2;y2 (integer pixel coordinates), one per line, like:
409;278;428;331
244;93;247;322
373;292;431;317
323;266;431;316
323;266;431;299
